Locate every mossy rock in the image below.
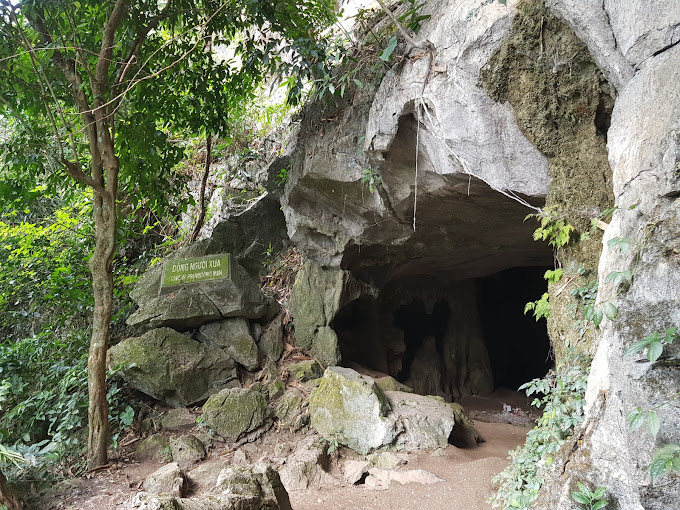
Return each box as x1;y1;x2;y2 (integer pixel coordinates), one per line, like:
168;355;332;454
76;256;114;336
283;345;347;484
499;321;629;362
275;388;307;427
267;379;286;401
170;435;206;468
136;435;171;462
374;376;413;393
108;327;238;407
288;360;323;382
202;388;271;442
309;367;401;455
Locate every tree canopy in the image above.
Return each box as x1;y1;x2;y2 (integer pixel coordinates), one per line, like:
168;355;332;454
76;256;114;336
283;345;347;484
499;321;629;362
0;0;339;470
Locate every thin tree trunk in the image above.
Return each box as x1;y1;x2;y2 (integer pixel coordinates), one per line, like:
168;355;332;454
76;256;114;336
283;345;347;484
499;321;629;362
0;468;22;510
86;163;118;469
190;133;212;243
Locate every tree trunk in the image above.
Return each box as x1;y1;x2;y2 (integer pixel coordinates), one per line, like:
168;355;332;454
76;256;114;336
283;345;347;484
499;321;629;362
190;133;212;243
0;468;22;510
86;175;117;469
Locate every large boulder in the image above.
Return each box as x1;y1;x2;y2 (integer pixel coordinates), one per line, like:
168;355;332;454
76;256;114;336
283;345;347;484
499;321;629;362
198;318;259;371
202;388;271;442
143;462;186;497
309;367;401;455
385;391;455;452
108;328;238;407
279;436;336;490
127;256;268;331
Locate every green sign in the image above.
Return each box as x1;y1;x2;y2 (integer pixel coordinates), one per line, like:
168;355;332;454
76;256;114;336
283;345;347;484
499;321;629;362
162;254;230;287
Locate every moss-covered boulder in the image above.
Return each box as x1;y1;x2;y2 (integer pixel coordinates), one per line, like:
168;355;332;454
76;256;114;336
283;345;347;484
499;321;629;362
257;314;284;362
384;391;455;451
170;435;206;468
127;258;268;331
202;388;271;442
309;367;401;455
198;318;259;370
288;360;323;382
275;388;307;428
108;328;238;407
135;435;171;462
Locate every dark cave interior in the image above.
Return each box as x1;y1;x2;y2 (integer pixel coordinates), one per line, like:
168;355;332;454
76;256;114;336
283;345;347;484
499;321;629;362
332;266;553;400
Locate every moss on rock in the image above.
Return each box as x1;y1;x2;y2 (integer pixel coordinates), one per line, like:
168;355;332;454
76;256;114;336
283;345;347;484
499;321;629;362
480;0;615;359
202;388;271;442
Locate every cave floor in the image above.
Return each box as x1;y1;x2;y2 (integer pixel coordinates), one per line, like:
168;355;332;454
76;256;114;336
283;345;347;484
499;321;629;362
34;412;530;510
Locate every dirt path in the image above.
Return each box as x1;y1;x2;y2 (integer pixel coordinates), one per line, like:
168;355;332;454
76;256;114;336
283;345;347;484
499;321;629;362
288;422;528;510
35;420;528;510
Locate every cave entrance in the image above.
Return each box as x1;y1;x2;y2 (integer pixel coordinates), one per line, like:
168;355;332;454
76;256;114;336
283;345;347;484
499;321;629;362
332;266;553;400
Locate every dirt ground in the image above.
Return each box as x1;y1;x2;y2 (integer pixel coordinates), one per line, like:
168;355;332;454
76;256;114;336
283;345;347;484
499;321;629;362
29;401;531;510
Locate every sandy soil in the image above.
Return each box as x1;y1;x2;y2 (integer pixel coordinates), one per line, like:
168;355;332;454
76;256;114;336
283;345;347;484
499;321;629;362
30;418;528;510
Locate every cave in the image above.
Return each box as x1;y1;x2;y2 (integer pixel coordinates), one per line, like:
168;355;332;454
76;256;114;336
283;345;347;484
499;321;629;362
332;265;553;400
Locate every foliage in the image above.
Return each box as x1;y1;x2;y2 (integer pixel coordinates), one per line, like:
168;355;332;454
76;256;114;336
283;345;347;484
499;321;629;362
524;292;551;322
571;483;608;510
526;207;574;249
624;327;677;363
650;444;680;483
491;352;589;509
361;168;382;193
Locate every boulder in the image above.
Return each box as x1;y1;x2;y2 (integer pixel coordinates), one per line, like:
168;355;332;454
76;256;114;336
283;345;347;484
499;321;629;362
275;388;307;428
257;315;284;362
366;452;408;469
170;435;206;469
287;360;323;382
342;460;371;484
135;462;292;510
449;402;484;448
385;391;455;452
198;318;259;371
136;435;171;462
108;328;238;407
214;463;292;510
202;388;271;442
161;408;197;432
127;259;268;331
279;436;336;491
143;462;186;497
309;367;401;455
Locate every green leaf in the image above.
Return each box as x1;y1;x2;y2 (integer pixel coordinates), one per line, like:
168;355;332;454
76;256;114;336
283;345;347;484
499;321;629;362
353;78;363;88
607;237;632;254
647;340;663;362
592;305;603;327
379;36;398;62
626;408;645;431
571;491;590;505
602;302;618;321
592;500;608;510
624;339;649;357
650;458;670;483
647;410;660;438
498;0;507;4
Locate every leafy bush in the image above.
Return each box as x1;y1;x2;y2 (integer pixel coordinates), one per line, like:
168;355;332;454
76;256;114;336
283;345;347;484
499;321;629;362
491;352;589;509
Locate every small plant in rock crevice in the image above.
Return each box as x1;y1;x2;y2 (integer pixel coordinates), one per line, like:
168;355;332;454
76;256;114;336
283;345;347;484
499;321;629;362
571;482;608;510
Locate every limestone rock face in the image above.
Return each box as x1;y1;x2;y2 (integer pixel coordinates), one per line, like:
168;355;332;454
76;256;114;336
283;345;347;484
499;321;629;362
282;0;551;286
290;261;365;366
127;256;267;331
198;318;259;371
385;391;455;452
532;23;680;510
287;360;323;382
108;328;238;407
135;435;171;462
309;367;401;455
257;314;284;362
202;388;271;442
